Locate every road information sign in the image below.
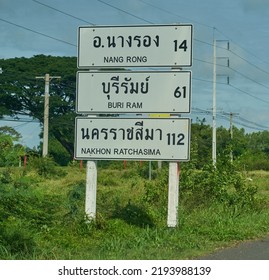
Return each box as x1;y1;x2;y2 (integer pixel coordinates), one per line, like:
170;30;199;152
75;117;190;161
76;71;191;114
78;24;193;69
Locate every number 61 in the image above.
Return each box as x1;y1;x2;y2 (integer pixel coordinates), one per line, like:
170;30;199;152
174;86;187;98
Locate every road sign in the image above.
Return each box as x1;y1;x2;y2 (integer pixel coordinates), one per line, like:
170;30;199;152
75;117;190;161
76;71;191;114
78;24;193;69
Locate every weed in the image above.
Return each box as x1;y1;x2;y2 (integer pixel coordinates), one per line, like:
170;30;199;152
0;218;36;258
28;156;66;178
113;201;154;228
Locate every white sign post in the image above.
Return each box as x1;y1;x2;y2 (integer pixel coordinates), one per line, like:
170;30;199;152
168;162;180;227
85;160;97;221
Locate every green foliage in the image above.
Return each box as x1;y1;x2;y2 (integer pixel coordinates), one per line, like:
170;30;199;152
0;126;25;167
240;151;269;171
0;169;65;258
190;119;269;171
180;157;258;214
113;202;154;228
0;168;13;184
0;218;36;258
0;163;268;260
66;182;85;218
49;137;72;166
190;122;212;168
0;55;77;160
28;156;66;178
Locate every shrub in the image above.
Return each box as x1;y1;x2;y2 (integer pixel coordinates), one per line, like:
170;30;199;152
0;168;13;184
180;157;258;212
28;156;66;178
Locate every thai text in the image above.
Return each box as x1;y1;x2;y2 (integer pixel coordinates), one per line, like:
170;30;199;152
93;35;160;48
80;121;186;146
102;76;150;96
81;121;162;141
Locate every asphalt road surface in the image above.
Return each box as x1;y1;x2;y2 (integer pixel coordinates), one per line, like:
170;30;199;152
198;236;269;260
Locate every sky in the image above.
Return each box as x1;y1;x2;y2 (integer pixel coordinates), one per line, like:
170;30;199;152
0;0;269;148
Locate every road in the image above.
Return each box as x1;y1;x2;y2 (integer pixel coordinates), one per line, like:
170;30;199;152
198;236;269;260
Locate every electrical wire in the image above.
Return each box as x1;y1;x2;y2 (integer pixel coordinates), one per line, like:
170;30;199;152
1;0;268;134
192;107;268;131
32;0;95;25
0;18;77;47
134;0;269;78
215;27;269;69
137;0;213;28
97;0;153;24
228;65;269;92
228;83;269;104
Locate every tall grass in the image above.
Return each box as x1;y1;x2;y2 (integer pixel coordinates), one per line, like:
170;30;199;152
0;160;269;260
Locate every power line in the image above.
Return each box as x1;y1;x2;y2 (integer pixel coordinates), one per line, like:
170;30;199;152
229;83;269;104
228;48;269;77
197;73;269;105
135;0;269;78
192;107;268;131
215;27;269;69
228;65;269;91
0;17;77;47
28;0;269;82
0;117;39;123
237;116;269;130
97;0;153;24
32;0;95;25
32;0;269;89
137;0;213;29
1;1;268;133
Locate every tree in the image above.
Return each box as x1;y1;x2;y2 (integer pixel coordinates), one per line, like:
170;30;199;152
191;120;212;168
0;55;77;163
0;126;25;166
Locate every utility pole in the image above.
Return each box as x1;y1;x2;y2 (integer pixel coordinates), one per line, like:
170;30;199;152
230;112;233;162
212;39;230;168
229;112;239;162
36;74;61;157
212;39;217;168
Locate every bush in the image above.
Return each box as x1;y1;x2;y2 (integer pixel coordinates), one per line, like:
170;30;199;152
139;167;168;226
28;156;66;178
180;157;258;212
240;152;269;171
0;168;13;184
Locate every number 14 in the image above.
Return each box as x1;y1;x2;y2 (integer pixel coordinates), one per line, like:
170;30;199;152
174;40;188;52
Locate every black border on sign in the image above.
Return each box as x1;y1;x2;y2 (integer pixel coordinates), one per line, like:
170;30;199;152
74;117;191;161
77;24;193;69
75;70;192;114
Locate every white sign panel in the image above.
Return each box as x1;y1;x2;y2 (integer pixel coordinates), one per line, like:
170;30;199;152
78;24;193;69
75;117;190;161
76;71;191;114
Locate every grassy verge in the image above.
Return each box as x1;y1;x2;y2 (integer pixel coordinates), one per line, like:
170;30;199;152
0;161;268;259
